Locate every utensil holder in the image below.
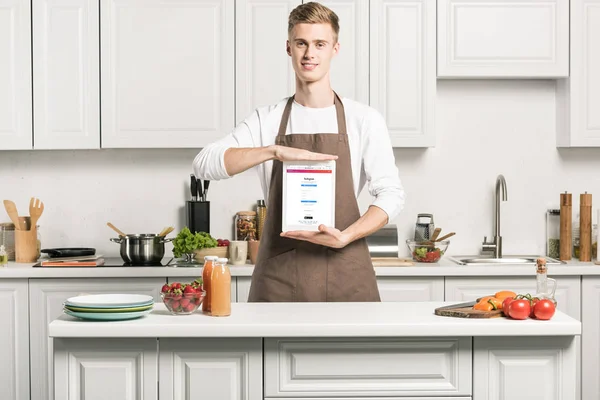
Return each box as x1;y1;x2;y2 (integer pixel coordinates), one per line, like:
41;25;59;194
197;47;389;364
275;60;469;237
15;228;38;263
186;201;210;234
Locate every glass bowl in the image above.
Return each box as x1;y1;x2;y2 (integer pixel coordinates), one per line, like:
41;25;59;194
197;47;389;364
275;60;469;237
406;240;450;263
161;291;205;315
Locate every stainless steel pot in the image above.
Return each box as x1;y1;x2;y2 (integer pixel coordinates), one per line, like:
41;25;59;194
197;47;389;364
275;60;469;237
110;234;173;265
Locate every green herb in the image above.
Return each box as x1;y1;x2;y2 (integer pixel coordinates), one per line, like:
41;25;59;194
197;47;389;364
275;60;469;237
172;227;217;258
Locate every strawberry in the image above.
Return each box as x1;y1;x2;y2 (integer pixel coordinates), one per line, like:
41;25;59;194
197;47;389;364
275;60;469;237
184;285;196;295
171;288;182;301
170;300;180;311
184;303;196;312
180;298;191;308
161;284;170;293
171;282;181;290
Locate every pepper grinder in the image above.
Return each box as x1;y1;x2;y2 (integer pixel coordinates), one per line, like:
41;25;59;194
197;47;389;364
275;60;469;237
580;192;593;262
559;192;572;260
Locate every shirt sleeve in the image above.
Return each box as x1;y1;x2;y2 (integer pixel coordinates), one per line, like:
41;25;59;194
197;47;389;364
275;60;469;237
192;112;260;181
361;108;406;222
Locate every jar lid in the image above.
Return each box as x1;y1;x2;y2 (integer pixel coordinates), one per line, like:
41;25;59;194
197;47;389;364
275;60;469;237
204;255;218;261
0;222;15;230
237;211;256;216
217;257;228;263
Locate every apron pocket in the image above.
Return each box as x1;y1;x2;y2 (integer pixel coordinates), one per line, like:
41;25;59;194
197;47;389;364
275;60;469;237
249;249;297;302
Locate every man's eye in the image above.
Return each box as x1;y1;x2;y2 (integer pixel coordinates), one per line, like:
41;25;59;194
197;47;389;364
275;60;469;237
317;43;324;48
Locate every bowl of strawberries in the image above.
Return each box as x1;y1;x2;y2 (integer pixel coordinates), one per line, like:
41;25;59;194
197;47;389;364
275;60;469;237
160;278;205;315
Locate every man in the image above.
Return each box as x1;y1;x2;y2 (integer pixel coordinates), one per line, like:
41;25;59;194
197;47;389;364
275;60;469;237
194;1;405;302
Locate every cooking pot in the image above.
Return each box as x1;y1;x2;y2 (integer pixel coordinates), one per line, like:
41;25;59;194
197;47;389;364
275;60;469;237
110;234;173;265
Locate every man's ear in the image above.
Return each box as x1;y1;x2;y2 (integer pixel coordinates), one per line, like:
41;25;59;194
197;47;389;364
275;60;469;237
333;41;340;56
286;40;291;56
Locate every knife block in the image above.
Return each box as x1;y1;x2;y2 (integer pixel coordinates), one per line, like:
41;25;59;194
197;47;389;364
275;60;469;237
15;228;38;263
186;201;210;234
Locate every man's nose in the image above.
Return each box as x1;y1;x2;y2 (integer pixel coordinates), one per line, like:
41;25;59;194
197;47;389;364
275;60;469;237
303;45;315;59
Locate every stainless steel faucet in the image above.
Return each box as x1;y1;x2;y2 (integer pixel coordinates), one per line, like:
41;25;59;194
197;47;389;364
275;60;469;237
482;174;508;258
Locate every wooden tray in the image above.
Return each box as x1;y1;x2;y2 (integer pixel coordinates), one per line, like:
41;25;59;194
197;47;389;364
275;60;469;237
434;299;504;319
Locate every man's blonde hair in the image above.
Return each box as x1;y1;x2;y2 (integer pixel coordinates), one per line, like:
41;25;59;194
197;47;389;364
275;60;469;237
288;2;340;42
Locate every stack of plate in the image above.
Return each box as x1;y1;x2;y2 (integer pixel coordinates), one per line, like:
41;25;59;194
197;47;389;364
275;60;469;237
63;294;154;321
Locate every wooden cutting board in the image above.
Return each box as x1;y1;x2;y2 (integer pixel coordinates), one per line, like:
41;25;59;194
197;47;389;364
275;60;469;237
434;299;504;318
371;257;414;266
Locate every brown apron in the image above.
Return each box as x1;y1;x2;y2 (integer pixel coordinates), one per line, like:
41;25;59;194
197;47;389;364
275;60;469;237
247;92;381;302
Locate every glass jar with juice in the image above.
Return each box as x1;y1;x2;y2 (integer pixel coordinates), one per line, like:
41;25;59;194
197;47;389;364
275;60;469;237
211;257;231;317
201;256;218;314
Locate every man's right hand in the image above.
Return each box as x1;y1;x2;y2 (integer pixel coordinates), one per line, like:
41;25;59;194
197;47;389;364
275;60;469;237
271;145;338;162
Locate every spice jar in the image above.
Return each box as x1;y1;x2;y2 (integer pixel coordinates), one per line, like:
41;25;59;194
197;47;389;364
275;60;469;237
546;209;560;259
235;211;257;241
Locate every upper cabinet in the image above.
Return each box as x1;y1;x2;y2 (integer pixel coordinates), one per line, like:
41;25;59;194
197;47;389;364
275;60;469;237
437;0;569;78
557;0;600;147
371;0;436;147
0;0;32;150
33;0;100;149
100;0;235;148
235;0;299;124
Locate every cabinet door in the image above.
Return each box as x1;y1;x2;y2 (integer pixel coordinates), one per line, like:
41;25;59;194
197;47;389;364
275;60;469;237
32;0;100;149
377;277;444;302
318;0;369;104
235;0;299;123
101;0;234;148
557;0;600;147
168;275;237;302
582;277;600;400
437;0;569;78
370;0;436;147
0;280;29;400
54;338;157;400
0;0;32;150
29;278;164;400
444;276;581;320
159;338;263;400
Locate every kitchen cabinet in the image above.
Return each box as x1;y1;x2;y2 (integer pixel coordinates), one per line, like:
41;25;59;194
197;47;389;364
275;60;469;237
0;0;32;150
168;276;237;302
474;336;577;399
159;338;263;400
54;338;158;400
32;0;100;149
0;280;29;400
235;0;299;123
377;277;444;302
437;0;569;78
557;0;600;147
100;0;234;148
29;278;164;400
370;0;436;147
582;277;600;400
237;276;252;302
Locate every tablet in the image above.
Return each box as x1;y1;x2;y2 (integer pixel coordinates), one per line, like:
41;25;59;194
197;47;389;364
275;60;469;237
282;160;336;232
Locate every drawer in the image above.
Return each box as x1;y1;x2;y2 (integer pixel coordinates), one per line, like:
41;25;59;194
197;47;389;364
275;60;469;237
264;337;472;397
265;398;472;400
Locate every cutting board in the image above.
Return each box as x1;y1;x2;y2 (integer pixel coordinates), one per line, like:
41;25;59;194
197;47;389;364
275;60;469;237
434;299;504;318
371;257;414;266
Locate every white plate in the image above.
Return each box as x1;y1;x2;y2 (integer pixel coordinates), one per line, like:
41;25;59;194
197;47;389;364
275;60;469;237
64;308;152;321
65;294;154;308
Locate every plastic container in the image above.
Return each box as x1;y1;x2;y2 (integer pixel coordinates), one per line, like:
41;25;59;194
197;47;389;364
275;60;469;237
546;209;560;259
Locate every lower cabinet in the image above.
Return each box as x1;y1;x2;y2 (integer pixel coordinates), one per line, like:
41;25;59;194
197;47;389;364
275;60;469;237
582;277;600;400
0;279;29;400
263;337;472;397
159;338;263;400
53;338;158;400
29;278;165;400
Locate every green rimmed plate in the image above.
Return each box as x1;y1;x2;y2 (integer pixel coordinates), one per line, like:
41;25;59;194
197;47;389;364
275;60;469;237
63;308;153;321
64;304;154;313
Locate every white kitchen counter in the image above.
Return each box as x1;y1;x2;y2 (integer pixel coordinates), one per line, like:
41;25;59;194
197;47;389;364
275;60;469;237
48;301;581;338
2;258;600;278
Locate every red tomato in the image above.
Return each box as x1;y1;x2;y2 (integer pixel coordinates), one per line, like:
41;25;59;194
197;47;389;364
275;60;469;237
508;299;531;320
533;299;556;320
530;297;539;318
502;296;514;316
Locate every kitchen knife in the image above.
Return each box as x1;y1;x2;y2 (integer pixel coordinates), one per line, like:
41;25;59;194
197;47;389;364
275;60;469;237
196;177;203;202
203;180;210;202
190;174;197;201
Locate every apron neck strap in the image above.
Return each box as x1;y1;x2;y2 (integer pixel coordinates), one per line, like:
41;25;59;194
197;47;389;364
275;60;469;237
277;91;347;137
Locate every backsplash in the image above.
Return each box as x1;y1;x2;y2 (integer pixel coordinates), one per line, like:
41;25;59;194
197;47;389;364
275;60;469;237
2;80;600;258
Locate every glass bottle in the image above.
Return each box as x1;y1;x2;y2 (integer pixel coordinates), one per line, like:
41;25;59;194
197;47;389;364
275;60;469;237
535;258;557;304
546;209;560;259
256;200;267;240
210;258;231;317
201;256;218;314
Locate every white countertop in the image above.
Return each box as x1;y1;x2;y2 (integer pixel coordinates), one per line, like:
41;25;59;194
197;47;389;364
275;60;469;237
48;302;581;338
2;258;600;278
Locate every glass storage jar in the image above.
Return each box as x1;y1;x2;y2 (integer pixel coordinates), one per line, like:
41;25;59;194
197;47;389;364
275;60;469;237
546;209;560;259
235;211;257;241
0;223;16;261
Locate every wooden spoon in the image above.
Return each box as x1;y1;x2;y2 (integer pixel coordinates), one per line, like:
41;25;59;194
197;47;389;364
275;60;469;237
158;226;174;237
29;197;44;229
429;228;442;242
3;200;21;230
107;222;127;237
435;232;456;242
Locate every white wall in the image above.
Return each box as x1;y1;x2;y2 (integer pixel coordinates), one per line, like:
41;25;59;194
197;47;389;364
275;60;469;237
1;79;599;259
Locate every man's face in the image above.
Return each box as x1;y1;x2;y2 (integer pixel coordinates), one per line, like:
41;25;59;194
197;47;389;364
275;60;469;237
287;23;339;84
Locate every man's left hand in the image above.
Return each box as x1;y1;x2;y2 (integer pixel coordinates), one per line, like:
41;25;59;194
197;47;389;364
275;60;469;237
280;225;351;248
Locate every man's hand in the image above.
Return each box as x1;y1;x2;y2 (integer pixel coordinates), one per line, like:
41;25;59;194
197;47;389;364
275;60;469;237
280;224;350;248
272;145;338;162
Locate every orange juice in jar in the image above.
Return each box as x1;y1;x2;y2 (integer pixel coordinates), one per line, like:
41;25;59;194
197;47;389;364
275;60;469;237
201;256;218;314
211;257;231;317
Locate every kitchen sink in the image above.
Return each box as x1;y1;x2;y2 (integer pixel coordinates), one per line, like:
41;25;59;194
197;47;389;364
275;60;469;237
448;255;564;266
